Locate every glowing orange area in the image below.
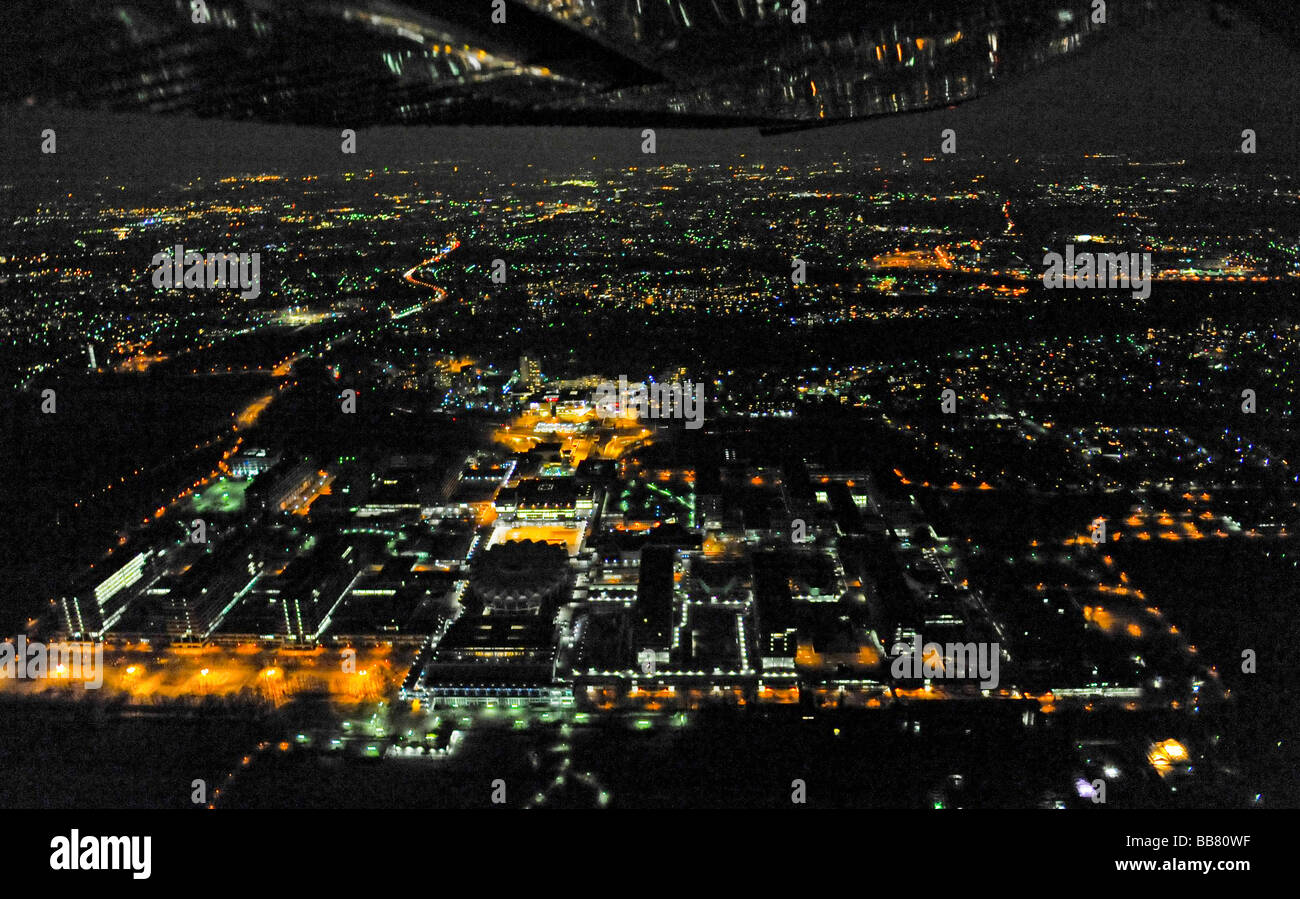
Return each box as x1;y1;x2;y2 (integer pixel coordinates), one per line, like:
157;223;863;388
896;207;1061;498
1147;739;1190;777
236;393;274;428
871;246;954;271
0;644;410;705
489;524;583;556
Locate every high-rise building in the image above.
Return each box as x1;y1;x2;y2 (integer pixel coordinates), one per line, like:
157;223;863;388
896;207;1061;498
519;351;541;390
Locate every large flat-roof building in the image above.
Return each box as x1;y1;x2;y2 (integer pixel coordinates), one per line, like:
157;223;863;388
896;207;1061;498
495;477;594;522
58;544;155;639
410;615;567;708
